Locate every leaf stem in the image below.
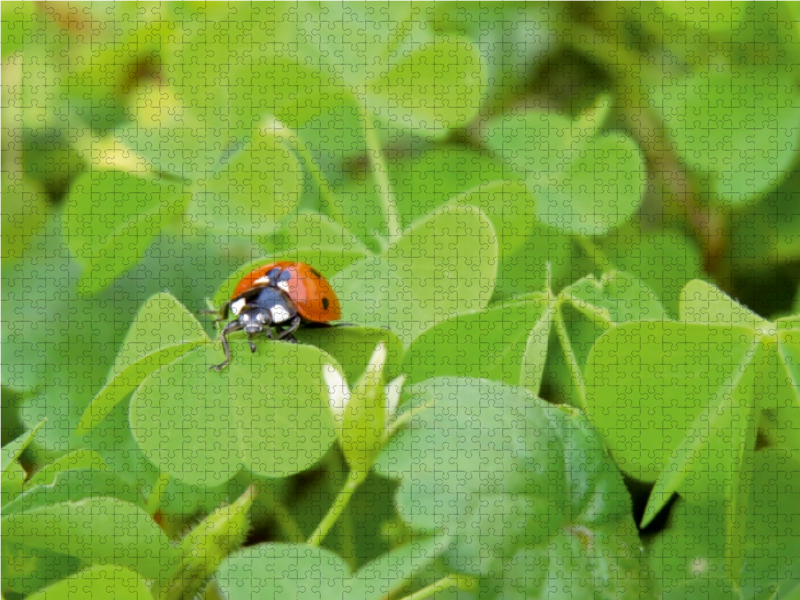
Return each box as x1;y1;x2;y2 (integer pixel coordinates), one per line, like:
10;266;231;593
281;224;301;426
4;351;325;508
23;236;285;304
362;105;401;244
307;468;366;547
553;303;589;411
385;400;435;440
397;575;476;600
270;120;345;230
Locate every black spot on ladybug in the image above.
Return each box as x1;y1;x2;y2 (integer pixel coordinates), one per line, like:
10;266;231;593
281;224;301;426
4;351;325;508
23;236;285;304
310;267;323;279
322;297;330;310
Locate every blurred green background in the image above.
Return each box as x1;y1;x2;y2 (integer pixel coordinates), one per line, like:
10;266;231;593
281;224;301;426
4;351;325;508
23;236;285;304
3;3;800;599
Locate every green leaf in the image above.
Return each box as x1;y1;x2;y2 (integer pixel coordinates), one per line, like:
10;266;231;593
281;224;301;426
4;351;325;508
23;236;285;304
353;539;443;599
330;256;411;342
364;35;484;134
216;543;370;599
585;321;756;482
387;205;497;342
549;271;668;409
3;469;143;516
64;171;188;296
1;542;81;598
25;449;108;489
485;103;646;236
278;212;369;256
116;106;234;178
190;124;302;236
2;497;177;580
567;270;668;324
375;378;571;575
777;319;800;412
450;180;540;261
680;279;771;329
402;294;552;386
2;216;132;450
164;4;303;138
296;3;416;86
1;174;48;261
594;223;703;318
1;419;45;474
649;450;800;600
642;339;759;579
431;3;557;114
389;145;509;231
730;166;800;271
26;565;152;600
520;297;557;396
763;318;800;456
333;205;497;345
130;342;339;484
652;67;800;205
76;293;207;434
1;461;27;509
492;221;574;301
297;325;404;385
497;408;657;599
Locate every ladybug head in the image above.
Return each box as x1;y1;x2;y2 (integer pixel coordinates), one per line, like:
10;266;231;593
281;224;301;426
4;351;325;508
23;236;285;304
238;308;271;334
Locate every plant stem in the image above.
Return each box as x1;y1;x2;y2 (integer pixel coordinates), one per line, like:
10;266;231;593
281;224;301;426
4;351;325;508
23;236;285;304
553;304;589;411
270;120;346;230
362;105;401;244
397;575;476;600
307;468;366;547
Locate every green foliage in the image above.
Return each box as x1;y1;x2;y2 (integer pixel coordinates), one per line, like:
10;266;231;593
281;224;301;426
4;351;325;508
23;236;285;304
25;566;152;600
130;341;340;485
3;497;177;580
3;3;800;599
485;99;647;236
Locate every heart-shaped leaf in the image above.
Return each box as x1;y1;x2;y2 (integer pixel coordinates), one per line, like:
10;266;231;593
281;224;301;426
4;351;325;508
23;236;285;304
402;294;551;387
77;292;207;434
130;341;340;484
25;565;152;600
486;103;646;236
190;124;302;236
2;497;177;580
333;205;498;345
64;171;188;296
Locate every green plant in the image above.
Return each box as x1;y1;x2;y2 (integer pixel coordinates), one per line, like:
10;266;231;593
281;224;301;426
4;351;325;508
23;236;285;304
3;3;800;599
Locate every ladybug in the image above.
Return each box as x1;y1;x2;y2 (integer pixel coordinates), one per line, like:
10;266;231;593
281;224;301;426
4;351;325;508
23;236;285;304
204;261;341;371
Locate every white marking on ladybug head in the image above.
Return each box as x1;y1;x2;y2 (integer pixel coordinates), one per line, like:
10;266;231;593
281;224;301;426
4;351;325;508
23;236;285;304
277;280;291;293
270;304;291;323
254;275;271;286
231;298;247;316
241;310;269;333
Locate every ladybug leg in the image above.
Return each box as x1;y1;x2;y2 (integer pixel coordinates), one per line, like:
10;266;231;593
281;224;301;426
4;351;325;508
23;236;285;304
248;326;277;352
200;302;230;328
277;316;301;343
211;320;243;371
